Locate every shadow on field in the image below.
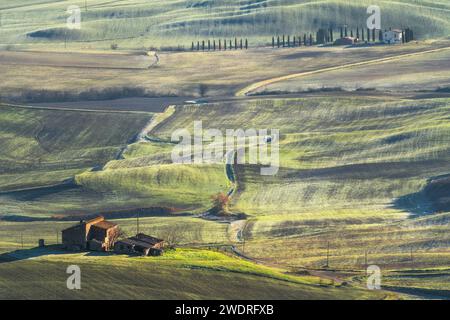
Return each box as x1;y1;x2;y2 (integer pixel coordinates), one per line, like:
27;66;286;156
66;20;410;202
0;245;72;264
392;174;450;216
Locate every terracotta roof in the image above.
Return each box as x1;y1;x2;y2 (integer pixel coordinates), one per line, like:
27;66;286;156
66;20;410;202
85;216;105;224
117;238;153;249
134;233;164;245
92;220;117;230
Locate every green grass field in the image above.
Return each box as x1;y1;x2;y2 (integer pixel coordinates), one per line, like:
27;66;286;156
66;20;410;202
0;247;394;299
0;104;152;191
0;3;449;298
142;95;450;297
0;0;449;50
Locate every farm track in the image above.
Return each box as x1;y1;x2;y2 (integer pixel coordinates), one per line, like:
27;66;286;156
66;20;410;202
236;45;450;96
0;102;153;115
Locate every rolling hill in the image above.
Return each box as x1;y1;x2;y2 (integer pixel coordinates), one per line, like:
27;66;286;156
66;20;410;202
0;0;449;50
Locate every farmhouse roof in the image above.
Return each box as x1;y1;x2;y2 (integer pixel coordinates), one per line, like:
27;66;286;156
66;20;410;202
134;233;164;245
117;238;154;249
85;216;105;224
92;220;117;230
62;215;115;232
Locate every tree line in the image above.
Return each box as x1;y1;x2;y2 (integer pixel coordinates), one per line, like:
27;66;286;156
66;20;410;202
190;27;414;51
191;38;248;51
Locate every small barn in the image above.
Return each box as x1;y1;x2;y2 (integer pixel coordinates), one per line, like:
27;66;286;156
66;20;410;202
114;233;164;256
62;216;118;252
383;29;403;44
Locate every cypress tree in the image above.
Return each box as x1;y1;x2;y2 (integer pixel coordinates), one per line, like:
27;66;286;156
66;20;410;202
372;29;376;42
379;30;383;42
367;28;370;42
282;34;285;47
272;36;275;48
235;37;237;50
229;39;232;49
303;34;307;46
309;34;313;46
340;27;343;38
277;36;280;48
219;39;221;50
197;41;200;51
213;40;216;51
202;40;205;51
192;42;194;51
245;38;248;49
330;28;333;42
362;28;365;41
344;26;348;37
224;39;227;50
356;27;359;39
240;38;243;50
208;40;210;51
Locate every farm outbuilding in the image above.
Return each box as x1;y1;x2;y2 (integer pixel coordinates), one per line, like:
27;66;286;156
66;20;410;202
334;37;357;46
114;233;164;256
62;216;118;252
383;29;403;44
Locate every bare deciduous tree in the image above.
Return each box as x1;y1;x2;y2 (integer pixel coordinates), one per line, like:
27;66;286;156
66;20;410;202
161;224;190;248
106;227;126;251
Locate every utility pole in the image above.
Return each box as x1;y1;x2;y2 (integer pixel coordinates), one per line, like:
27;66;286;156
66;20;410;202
365;250;368;267
136;210;140;235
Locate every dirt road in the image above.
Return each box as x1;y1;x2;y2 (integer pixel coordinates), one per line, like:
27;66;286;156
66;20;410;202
236;45;450;96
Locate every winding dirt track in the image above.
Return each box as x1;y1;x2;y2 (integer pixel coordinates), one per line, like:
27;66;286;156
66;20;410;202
236;45;450;96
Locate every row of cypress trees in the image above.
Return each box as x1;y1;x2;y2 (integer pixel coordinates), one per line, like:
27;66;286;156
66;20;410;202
190;27;414;51
191;38;248;51
271;34;315;47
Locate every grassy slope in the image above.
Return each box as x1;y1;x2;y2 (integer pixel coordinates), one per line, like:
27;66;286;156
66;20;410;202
256;49;450;94
0;247;390;300
0;102;229;216
3;42;448;99
0;0;449;49
75;163;230;212
0;104;151;190
149;96;450;278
